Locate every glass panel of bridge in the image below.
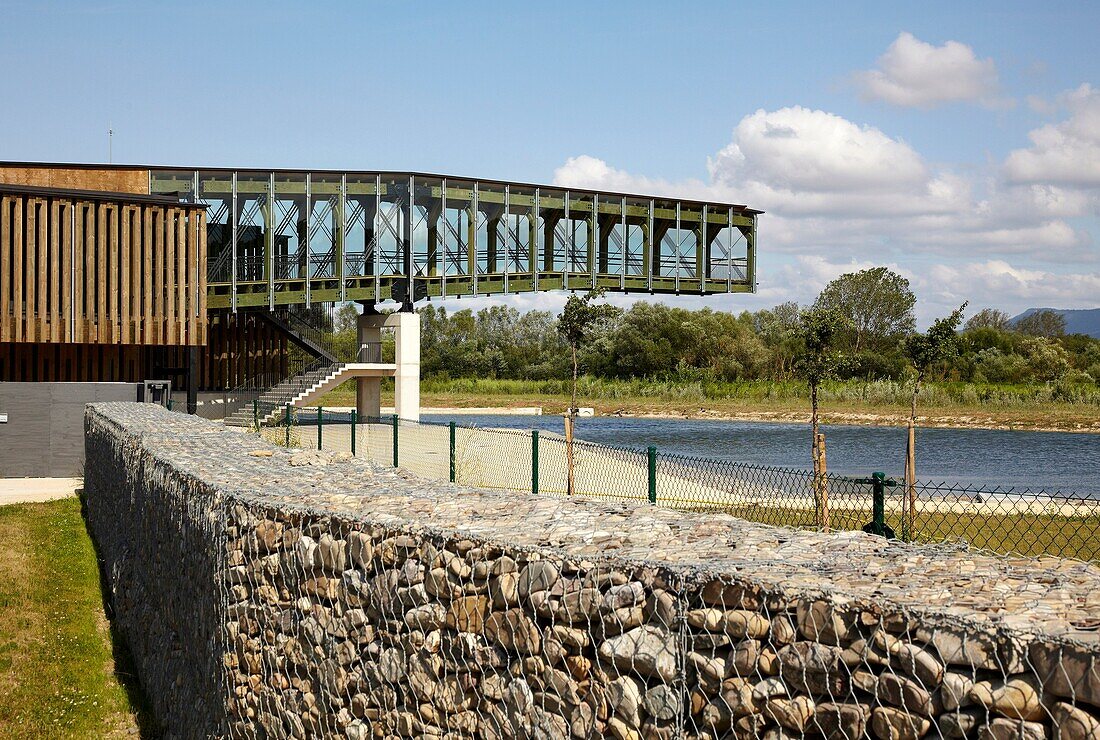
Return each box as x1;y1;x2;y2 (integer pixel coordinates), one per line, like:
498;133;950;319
441;179;473;278
476;181;505;275
624;196;648;276
598;194;624;277
308;173;340;280
567;193;592;274
507;185;535;274
234;172;269;283
375;176;407;276
413;177;441;278
190;171;231;283
344;174;376;277
272;173;306;282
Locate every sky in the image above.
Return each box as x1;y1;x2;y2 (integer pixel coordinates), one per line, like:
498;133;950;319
2;1;1099;324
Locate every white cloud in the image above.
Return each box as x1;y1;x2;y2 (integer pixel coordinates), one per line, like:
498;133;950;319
1004;84;1100;188
854;32;1002;108
921;260;1100;310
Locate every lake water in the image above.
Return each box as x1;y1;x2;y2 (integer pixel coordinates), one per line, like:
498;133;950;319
440;414;1100;496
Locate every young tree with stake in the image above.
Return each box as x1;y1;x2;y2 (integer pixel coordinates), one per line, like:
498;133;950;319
795;307;849;530
900;303;967;539
556;289;616;496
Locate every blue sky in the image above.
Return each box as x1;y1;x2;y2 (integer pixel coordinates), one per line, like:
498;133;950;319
2;1;1098;322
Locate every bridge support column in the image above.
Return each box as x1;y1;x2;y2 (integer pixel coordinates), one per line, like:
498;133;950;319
356;308;420;422
392;311;420;422
356;311;382;419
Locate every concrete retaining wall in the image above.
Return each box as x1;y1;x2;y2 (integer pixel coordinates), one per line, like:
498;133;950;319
84;403;1100;738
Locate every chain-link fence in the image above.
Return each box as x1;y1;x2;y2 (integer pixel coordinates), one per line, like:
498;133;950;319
254;407;1100;563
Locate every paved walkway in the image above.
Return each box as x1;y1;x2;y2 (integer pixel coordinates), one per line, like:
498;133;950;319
0;477;82;506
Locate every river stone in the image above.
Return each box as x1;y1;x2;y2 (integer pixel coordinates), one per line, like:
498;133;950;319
727;639;760;676
940;671;976;711
252;520;283;553
607;716;641;740
812;702;869;738
778;642;847;696
489;572;520;609
978;718;1046;740
916;625;1026;674
1052;702;1100;739
1030;641;1100;709
764;696;814;733
446;595;488;633
604;581;646;609
878;672;934;716
874;632;945;688
519;561;560;598
483;608;541;654
317;533;347;571
598;626;678;682
770;615;798;646
609;676;642;726
797;600;856;645
938;709;984;739
698;580;759;608
734;714;769;737
753;677;788;703
870;706;932;740
721;677;758;718
404;603;446;631
553;625;590;649
644;685;682;721
969;675;1045;721
558;587;602;622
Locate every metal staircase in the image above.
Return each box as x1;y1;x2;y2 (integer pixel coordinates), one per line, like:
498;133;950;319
223;359;343;427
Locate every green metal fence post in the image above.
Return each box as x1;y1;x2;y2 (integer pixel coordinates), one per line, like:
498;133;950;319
253;400;259;430
861;472;896;539
647;446;657;504
449;422;457;483
531;430;539;494
351;409;357;455
285;403;292;447
392;414;399;468
317;407;323;450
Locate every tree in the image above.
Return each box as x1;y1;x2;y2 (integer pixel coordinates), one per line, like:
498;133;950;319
1015;309;1066;338
964;307;1010;332
556;290;616;495
795;307;849;529
900;303;967;539
814;267;915;352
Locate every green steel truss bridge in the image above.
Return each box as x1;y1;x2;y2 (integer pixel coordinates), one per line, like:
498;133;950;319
149;168;760;310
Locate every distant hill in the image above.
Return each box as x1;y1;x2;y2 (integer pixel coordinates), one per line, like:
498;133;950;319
1011;308;1100;338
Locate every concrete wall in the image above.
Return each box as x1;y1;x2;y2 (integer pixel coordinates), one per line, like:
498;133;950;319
83;403;1100;738
0;382;137;477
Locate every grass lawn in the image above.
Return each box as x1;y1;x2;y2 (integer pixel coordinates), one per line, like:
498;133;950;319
0;497;151;738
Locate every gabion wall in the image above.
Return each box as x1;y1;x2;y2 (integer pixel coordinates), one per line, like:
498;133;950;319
85;403;1100;739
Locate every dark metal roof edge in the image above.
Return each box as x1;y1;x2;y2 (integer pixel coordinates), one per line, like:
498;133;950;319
0;182;207;208
0;161;764;215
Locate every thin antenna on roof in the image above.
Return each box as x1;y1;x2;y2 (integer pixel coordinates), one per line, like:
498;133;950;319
108;125;113;163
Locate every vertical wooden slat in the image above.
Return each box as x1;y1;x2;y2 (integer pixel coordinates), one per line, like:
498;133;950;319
197;210;207;345
25;200;36;343
176;208;186;344
121;206;131;344
12;199;22;342
165;209;176;344
50;200;61;342
1;196;10;343
109;204;120;343
154;208;165;345
37;199;48;343
86;204;96;341
73;203;84;342
96;203;108;342
143;206;153;345
60;202;72;342
131;206;141;344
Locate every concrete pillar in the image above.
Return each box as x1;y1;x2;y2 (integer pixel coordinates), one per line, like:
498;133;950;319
356;311;382;419
392;311;420;421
